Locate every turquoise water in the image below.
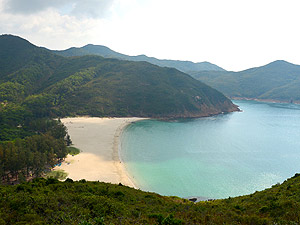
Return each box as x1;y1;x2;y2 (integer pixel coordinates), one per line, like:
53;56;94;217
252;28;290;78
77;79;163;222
120;100;300;199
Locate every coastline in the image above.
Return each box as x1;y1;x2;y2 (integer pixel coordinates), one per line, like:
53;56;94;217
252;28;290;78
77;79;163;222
113;118;144;189
232;97;300;104
116;120;141;189
53;117;146;188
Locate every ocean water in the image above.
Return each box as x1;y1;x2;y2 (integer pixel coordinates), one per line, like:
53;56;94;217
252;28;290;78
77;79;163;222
120;100;300;199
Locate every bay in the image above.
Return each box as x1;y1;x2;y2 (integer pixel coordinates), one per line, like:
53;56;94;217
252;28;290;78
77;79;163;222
120;100;300;199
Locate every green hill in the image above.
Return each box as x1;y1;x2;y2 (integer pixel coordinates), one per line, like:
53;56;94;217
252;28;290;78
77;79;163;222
189;60;300;102
0;34;238;119
1;174;300;224
53;44;225;73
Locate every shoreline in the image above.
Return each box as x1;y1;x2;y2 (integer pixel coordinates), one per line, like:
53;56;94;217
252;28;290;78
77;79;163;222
113;119;142;189
116;121;141;189
232;97;300;104
53;117;146;188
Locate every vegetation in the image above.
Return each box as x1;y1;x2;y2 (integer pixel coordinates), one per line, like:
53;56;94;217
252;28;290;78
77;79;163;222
46;60;238;118
0;95;69;184
0;35;71;183
4;34;299;224
0;35;238;184
46;170;68;180
0;118;69;184
67;146;80;155
189;60;300;102
0;34;238;118
0;174;300;224
54;44;225;73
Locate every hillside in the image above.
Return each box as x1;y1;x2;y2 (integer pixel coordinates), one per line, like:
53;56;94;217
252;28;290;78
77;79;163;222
1;174;300;224
189;60;300;102
53;44;225;73
0;35;238;119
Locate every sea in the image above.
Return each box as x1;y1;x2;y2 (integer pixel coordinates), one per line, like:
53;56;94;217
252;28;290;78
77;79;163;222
120;100;300;199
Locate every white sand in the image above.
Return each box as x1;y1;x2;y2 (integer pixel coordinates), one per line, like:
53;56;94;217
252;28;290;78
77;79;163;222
53;117;145;188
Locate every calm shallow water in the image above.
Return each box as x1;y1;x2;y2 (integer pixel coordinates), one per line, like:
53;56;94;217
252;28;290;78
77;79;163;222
121;100;300;199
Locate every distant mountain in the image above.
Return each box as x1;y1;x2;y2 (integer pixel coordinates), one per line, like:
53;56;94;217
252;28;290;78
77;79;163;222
53;44;225;73
0;35;238;118
189;60;300;103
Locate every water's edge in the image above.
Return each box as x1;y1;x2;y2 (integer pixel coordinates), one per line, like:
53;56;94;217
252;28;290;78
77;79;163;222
120;100;300;199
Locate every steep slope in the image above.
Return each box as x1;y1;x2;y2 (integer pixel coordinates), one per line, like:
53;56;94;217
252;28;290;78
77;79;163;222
0;35;238;118
0;35;62;81
0;35;67;101
53;44;225;73
189;60;300;102
46;58;237;118
0;35;107;99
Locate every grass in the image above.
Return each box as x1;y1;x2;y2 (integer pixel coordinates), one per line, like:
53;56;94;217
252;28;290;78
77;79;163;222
67;146;81;155
46;169;68;180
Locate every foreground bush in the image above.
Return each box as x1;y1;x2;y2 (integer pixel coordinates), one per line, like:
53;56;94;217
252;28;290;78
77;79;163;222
1;174;300;224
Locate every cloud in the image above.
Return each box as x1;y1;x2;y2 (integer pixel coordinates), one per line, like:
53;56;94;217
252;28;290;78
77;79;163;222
0;3;104;49
0;0;118;51
1;0;300;71
70;0;115;18
3;0;115;18
3;0;70;14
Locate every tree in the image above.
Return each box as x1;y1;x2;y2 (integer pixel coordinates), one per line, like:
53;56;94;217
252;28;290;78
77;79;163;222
65;134;72;146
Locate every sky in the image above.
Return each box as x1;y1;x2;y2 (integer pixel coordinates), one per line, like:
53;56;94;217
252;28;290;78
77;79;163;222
0;0;300;71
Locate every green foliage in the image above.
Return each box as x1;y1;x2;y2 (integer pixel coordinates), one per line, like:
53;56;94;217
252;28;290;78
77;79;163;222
1;175;300;224
23;94;57;118
0;110;69;183
65;134;72;146
0;132;68;183
67;146;80;155
0;81;25;102
46;169;68;180
149;213;183;224
0;102;32;141
46;60;237;118
189;60;300;102
0;34;238;119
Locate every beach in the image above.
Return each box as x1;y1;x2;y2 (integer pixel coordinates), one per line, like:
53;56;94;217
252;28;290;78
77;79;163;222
54;117;145;188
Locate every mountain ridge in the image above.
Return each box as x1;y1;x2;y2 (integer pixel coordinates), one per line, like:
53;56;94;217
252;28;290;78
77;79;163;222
53;44;225;73
0;34;238;119
189;60;300;103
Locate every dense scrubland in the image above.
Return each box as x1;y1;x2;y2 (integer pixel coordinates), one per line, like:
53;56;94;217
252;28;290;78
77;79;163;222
1;174;300;224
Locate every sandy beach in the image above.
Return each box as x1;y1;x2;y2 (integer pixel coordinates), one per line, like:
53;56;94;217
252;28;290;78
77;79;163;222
54;117;145;188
